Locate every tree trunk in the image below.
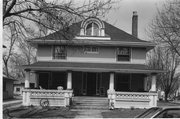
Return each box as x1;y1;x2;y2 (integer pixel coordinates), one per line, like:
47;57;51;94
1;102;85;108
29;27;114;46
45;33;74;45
164;91;169;102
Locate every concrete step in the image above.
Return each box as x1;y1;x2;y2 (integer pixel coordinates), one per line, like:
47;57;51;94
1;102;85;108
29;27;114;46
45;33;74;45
72;96;109;110
73;103;108;106
71;105;109;110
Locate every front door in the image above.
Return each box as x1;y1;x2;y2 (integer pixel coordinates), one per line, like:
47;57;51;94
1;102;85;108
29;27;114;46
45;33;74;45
87;73;97;96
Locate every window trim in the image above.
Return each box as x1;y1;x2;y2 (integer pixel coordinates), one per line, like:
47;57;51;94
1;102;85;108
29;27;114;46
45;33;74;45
53;45;67;60
84;46;99;54
116;47;131;62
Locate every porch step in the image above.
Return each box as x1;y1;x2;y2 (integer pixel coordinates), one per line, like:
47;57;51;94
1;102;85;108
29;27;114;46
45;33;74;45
71;96;109;110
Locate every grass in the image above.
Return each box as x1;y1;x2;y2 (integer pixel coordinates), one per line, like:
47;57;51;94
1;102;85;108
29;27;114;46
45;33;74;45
101;108;146;118
4;106;146;118
3;106;78;118
3;101;180;118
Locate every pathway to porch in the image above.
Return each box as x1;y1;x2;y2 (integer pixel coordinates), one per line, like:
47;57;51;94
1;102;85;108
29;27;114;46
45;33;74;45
71;96;108;118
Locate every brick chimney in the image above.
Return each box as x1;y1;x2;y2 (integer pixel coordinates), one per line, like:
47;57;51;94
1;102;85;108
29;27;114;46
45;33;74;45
132;11;138;37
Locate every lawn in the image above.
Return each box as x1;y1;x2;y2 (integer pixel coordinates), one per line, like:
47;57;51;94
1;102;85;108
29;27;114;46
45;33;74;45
4;106;146;118
101;108;146;118
3;101;180;118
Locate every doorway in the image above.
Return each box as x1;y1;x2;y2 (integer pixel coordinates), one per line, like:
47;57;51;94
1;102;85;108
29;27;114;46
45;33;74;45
87;73;97;96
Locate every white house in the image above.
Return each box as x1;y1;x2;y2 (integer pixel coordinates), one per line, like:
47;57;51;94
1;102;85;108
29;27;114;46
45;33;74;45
22;12;162;108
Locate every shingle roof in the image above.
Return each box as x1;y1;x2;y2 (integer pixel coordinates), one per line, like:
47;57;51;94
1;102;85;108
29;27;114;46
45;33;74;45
23;62;162;73
33;21;147;43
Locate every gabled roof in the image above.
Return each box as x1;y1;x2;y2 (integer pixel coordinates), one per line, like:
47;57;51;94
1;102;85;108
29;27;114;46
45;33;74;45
32;21;147;43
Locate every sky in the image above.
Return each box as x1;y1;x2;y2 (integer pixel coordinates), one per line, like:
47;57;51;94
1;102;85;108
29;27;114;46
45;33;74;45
104;0;166;40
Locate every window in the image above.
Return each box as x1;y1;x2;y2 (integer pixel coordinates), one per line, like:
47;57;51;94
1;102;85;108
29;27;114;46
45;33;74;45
155;109;180;118
117;47;131;61
53;46;66;59
84;46;99;53
86;22;100;36
16;88;20;92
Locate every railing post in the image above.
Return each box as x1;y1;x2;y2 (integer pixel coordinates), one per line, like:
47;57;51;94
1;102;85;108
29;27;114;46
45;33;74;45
22;89;30;106
25;70;30;88
67;71;72;89
109;72;115;91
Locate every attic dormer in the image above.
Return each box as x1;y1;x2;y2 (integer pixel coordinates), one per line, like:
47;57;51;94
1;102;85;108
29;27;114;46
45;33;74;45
80;17;105;36
75;17;110;40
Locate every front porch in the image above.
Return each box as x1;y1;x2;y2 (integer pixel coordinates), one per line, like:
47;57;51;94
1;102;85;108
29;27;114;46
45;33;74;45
22;69;158;109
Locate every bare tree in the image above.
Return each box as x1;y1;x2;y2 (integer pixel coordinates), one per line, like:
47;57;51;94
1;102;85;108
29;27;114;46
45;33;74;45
3;0;113;38
3;23;18;77
147;46;180;101
3;0;113;78
148;0;180;56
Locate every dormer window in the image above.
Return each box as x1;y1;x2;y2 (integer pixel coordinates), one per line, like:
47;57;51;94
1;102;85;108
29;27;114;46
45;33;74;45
86;22;100;36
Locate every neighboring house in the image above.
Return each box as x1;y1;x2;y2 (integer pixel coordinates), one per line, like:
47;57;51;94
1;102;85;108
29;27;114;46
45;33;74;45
14;73;36;95
22;12;162;108
3;74;16;100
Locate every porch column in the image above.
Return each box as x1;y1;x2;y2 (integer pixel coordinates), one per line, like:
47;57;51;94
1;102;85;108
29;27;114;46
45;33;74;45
34;72;39;88
144;76;147;91
25;70;30;88
67;71;72;89
151;74;157;91
109;72;115;90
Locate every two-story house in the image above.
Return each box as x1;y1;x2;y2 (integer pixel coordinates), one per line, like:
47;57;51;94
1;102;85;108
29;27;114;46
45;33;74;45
22;12;161;108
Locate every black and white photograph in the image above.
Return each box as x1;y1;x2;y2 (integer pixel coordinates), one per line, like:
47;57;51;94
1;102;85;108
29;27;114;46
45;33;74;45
1;0;180;118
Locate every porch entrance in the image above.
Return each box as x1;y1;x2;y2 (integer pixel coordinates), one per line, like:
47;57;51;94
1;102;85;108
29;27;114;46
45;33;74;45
87;73;97;96
72;72;109;96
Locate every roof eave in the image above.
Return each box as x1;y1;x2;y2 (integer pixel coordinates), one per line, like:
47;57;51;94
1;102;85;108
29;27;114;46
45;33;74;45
28;39;155;48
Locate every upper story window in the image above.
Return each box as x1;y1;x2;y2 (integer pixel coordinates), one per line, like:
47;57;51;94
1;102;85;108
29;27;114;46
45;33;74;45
84;46;99;53
53;45;67;59
117;47;131;61
85;22;100;36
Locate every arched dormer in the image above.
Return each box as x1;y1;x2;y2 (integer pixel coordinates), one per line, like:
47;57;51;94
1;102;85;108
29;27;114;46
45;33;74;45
80;17;105;36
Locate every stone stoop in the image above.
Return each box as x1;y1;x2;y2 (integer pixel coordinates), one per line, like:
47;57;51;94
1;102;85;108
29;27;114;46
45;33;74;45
71;96;109;110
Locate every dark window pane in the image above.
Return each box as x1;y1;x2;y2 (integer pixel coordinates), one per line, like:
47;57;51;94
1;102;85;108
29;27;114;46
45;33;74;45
86;23;92;36
16;88;20;92
93;23;99;36
155;109;180;118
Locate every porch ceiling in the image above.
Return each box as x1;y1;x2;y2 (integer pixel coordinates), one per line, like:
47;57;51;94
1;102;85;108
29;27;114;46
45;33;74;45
22;62;163;74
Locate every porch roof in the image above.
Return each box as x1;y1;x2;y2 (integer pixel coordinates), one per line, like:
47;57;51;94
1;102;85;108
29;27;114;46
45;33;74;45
23;62;163;74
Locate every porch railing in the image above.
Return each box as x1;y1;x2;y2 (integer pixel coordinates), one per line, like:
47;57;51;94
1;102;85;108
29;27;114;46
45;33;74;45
108;91;157;109
22;89;73;107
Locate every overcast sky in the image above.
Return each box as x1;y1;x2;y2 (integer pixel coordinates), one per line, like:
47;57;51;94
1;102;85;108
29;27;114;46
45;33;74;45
105;0;166;40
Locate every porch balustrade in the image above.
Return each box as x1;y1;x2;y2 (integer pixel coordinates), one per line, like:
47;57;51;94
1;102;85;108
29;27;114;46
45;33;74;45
108;91;157;109
22;89;73;107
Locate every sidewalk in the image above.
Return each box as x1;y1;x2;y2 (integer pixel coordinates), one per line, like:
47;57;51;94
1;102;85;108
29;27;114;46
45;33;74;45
3;99;22;109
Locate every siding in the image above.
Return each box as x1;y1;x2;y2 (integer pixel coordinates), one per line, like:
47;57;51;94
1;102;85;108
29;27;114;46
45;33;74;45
37;45;52;61
67;46;116;63
37;45;146;64
131;48;146;64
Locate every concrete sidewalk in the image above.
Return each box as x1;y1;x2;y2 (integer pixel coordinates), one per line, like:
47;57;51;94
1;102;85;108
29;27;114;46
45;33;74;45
3;99;22;109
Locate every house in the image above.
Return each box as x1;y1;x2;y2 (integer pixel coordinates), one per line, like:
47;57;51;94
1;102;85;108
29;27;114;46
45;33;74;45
22;12;162;108
3;74;16;100
14;73;36;96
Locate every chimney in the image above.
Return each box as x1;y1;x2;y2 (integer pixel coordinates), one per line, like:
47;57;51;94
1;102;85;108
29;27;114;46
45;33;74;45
132;11;138;37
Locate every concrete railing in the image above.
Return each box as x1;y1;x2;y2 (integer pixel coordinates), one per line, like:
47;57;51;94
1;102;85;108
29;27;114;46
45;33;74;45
22;89;73;107
107;91;157;109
